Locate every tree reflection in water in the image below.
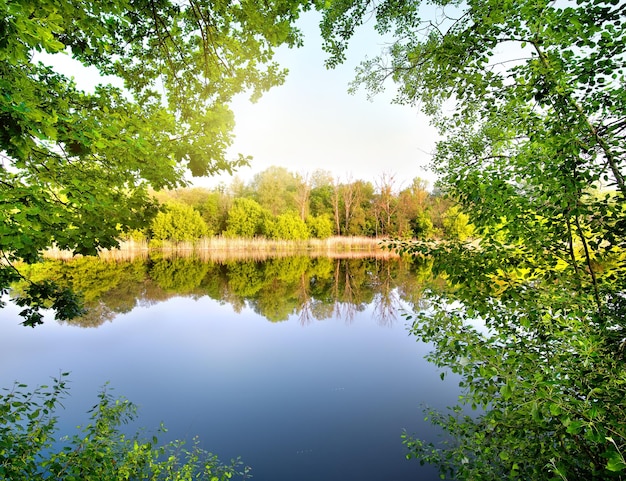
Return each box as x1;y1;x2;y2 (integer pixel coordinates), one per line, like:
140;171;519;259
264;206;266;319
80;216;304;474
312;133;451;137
11;252;440;327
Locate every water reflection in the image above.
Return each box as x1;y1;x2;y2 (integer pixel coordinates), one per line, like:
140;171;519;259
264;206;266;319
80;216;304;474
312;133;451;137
3;252;458;481
14;254;437;327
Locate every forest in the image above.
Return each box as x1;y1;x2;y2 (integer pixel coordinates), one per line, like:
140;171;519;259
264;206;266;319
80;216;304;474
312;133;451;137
141;167;472;243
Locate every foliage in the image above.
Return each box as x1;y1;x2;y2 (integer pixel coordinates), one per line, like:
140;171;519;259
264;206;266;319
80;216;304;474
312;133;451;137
150;257;210;293
199;191;232;235
1;0;311;322
152;187;232;234
372;173;399;237
123;171;444;244
11;279;86;328
118;229;149;243
250;166;299;216
12;255;435;325
309;179;335;221
13;258;150;327
266;212;310;240
396;245;626;480
306;214;334;239
319;0;626;478
224;198;270;238
409;211;433;239
150;202;210;242
397;178;433;237
441;206;474;241
0;373;246;480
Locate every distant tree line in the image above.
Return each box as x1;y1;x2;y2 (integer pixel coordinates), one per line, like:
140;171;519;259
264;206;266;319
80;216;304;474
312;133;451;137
140;166;473;242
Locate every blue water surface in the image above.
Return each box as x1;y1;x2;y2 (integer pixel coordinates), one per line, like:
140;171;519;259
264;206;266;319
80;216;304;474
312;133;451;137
0;294;460;481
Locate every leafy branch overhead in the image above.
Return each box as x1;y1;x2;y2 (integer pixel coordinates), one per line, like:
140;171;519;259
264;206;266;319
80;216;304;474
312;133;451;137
319;0;626;337
318;0;626;479
0;0;312;322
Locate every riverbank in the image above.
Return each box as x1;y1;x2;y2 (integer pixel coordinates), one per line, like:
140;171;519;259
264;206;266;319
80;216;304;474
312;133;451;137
44;236;401;262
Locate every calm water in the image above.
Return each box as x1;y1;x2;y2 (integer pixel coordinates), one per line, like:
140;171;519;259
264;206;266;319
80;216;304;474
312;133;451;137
1;256;460;480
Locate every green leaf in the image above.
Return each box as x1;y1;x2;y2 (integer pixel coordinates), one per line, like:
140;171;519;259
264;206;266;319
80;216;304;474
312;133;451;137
500;382;513;401
566;420;584;435
606;454;626;472
548;403;561;416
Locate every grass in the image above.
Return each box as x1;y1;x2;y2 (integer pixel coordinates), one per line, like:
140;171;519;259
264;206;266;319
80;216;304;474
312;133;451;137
44;236;400;262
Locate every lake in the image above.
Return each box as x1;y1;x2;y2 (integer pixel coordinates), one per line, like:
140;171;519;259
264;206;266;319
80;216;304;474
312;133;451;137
0;254;461;480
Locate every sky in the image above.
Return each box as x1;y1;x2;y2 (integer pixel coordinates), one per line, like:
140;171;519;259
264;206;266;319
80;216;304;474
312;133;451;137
38;10;439;191
202;10;439;190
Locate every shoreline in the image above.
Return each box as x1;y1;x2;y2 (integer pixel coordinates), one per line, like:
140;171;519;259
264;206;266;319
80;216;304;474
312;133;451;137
43;236;403;262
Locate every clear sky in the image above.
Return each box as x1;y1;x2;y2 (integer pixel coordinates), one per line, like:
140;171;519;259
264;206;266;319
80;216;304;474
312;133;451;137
197;10;438;190
37;10;438;191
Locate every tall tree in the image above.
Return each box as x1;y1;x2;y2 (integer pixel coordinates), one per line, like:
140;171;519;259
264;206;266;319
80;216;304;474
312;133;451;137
250;166;298;215
346;179;375;236
373;172;398;236
308;169;335;218
397;177;431;237
294;172;312;220
319;0;626;478
331;177;342;235
1;0;310;324
341;176;359;235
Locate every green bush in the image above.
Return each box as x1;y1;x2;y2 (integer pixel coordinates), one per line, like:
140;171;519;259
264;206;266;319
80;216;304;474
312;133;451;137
306;214;333;239
267;212;310;240
0;374;247;480
117;228;148;242
150;202;210;241
225;198;270;238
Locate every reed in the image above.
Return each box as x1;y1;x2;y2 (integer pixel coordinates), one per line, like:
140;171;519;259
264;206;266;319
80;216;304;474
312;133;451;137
43;239;150;263
139;235;389;252
42;245;77;261
42;236;400;262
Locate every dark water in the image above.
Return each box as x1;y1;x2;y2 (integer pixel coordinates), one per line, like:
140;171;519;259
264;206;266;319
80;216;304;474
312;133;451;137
0;256;460;481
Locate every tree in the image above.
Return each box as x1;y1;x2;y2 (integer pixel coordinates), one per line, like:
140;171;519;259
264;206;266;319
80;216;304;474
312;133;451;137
308;169;335;221
1;0;311;325
224;198;270;238
266;212;310;240
150;202;209;241
319;0;626;478
331;176;372;236
373;172;398;236
347;179;375;236
422;189;450;237
306;214;334;239
340;176;359;235
294;172;312;220
152;187;231;235
441;206;473;241
151;187;210;209
250;166;298;215
409;211;432;239
331;178;342;235
397;178;431;237
198;190;231;235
